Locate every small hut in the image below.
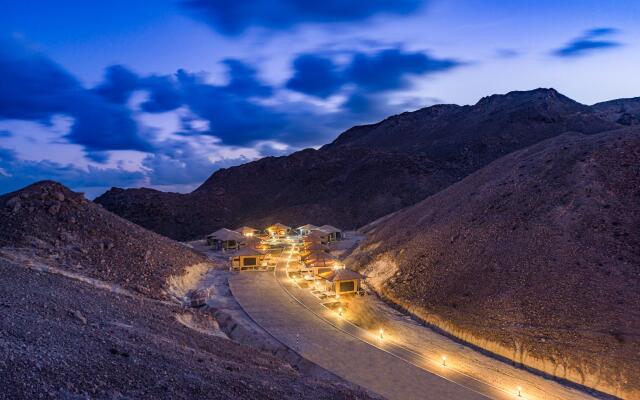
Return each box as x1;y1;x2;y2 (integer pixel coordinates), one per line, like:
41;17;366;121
296;224;319;236
305;229;329;244
304;252;339;276
300;243;331;257
206;228;244;251
318;225;343;241
229;247;266;270
321;268;364;295
267;223;291;237
236;226;259;237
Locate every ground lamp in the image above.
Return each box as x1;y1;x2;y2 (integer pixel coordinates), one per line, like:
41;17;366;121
442;355;447;366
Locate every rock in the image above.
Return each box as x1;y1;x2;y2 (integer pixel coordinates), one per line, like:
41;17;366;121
53;192;65;202
68;309;87;324
6;197;21;213
48;203;61;215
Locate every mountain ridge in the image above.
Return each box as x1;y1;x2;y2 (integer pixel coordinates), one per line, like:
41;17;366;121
96;88;626;240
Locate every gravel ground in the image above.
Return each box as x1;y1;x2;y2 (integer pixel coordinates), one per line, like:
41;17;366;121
0;258;373;400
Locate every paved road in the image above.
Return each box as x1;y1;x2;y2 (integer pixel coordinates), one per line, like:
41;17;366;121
229;261;515;399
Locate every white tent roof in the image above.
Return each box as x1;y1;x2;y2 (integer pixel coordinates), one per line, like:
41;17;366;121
206;228;244;241
307;229;329;238
267;222;291;230
297;224;319;230
319;225;341;233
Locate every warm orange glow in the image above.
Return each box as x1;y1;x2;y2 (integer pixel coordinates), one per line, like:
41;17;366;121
442;355;447;366
517;386;522;397
379;328;384;339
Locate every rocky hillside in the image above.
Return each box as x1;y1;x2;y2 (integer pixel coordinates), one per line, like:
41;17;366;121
593;96;640;125
97;88;622;240
347;127;640;399
0;181;208;299
0;258;370;400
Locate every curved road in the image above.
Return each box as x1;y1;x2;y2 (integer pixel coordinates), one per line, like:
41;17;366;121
229;255;518;399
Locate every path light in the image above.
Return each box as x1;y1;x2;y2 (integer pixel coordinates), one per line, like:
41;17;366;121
442;355;447;366
336;294;340;300
379;328;384;340
517;386;522;397
338;307;343;317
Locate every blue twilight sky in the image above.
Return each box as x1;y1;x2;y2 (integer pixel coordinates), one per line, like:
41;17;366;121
1;0;639;197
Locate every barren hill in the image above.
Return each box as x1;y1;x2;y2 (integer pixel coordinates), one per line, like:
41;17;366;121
347;127;640;398
0;181;372;399
96;88;621;240
0;181;208;299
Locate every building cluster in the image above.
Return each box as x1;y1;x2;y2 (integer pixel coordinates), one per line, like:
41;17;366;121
205;223;363;296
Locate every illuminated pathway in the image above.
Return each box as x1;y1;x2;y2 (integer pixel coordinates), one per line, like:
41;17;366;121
229;247;520;400
230;272;494;399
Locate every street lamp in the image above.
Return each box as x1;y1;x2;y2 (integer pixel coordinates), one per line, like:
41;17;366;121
442;355;447;366
379;328;384;340
517;386;522;397
338;307;343;317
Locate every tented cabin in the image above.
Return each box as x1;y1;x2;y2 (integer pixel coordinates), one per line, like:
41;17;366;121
229;247;267;270
304;252;339;276
305;229;329;244
300;243;330;258
206;228;244;251
236;226;259;237
297;224;319;236
320;268;364;295
318;225;342;241
267;223;291;237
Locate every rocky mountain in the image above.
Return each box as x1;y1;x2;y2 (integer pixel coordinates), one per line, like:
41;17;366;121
593;96;640;126
0;180;209;299
346;127;640;399
96;88;621;240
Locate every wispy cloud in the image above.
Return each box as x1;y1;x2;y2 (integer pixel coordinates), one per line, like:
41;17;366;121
552;27;622;58
182;0;427;35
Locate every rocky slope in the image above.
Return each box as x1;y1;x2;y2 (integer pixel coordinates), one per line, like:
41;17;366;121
0;181;209;299
347;127;640;399
96;88;621;240
0;181;373;399
0;257;370;400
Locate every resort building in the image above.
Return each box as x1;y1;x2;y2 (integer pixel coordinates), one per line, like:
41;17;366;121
318;225;343;241
296;224;319;236
236;226;259;237
304;251;339;276
206;228;245;251
267;223;291;237
229;247;267;270
320;268;364;295
305;229;329;244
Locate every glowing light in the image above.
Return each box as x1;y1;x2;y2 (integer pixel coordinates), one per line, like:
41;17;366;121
441;355;447;366
336;294;340;299
379;328;384;340
338;307;343;317
517;386;522;397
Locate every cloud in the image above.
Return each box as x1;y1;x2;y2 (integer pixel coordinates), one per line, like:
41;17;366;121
285;48;462;103
347;48;461;92
0;130;11;138
286;54;344;98
182;0;426;35
0;39;152;158
0;146;144;196
142;139;251;186
552;27;622;58
94;64;140;104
